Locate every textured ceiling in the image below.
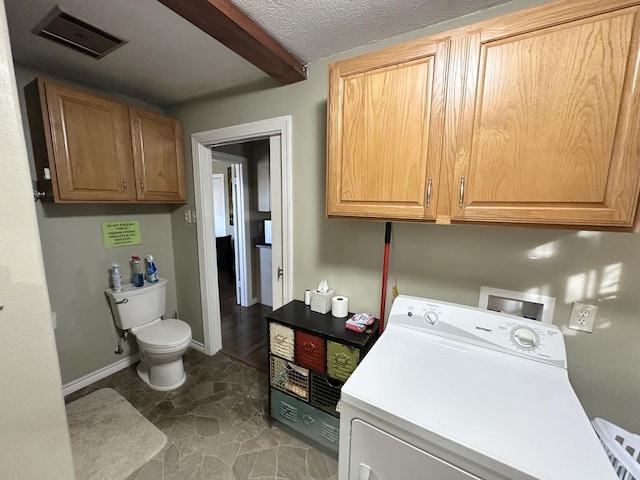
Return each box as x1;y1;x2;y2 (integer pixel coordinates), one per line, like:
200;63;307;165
233;0;511;62
5;0;512;106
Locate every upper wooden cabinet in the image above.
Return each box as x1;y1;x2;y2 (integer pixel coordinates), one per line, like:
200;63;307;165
26;78;187;203
327;0;640;230
130;108;186;202
327;38;449;220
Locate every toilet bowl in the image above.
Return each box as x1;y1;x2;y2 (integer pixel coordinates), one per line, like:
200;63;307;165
133;318;192;390
105;279;192;391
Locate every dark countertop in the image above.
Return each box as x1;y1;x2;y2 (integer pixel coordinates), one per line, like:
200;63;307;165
267;300;378;348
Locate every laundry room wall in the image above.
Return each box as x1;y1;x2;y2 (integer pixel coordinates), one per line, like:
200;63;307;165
170;0;640;433
0;2;75;474
13;64;179;386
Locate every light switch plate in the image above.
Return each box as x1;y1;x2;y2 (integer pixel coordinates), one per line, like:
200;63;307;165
568;302;598;333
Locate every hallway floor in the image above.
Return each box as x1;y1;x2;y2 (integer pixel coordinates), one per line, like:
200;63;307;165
65;350;338;480
218;269;271;372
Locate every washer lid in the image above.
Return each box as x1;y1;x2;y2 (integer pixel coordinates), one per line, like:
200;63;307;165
135;319;191;348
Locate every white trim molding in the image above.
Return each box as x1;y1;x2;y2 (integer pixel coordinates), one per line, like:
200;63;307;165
62;354;139;397
190;339;206;353
191;116;294;356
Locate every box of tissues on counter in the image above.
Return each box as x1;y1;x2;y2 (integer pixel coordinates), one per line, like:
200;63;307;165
310;280;334;314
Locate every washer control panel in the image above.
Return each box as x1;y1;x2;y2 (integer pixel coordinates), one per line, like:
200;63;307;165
389;295;566;368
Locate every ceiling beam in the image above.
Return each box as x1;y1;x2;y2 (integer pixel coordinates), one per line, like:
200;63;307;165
157;0;307;85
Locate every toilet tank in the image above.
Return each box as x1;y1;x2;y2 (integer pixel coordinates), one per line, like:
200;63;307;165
106;278;167;330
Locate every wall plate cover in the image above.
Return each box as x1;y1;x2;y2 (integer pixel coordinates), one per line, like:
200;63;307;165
568;302;598;333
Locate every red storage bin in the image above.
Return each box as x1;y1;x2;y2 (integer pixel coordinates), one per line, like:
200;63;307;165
295;331;326;373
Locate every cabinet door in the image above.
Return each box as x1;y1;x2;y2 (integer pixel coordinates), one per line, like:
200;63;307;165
45;82;135;201
450;3;640;227
327;38;449;220
130;109;186;202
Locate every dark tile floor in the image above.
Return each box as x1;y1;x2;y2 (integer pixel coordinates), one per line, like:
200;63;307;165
65;350;338;480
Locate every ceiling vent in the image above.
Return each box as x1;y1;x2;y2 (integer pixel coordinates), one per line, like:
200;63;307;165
33;6;126;59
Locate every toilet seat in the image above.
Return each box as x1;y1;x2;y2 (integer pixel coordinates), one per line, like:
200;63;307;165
135;319;191;349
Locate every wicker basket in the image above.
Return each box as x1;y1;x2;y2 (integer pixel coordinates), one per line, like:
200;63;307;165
270;355;309;400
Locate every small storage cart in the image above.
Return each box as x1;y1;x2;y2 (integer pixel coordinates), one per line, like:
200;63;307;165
267;300;378;453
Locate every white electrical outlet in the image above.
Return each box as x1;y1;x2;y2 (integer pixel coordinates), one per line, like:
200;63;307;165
568;302;598;333
184;210;192;223
190;209;197;223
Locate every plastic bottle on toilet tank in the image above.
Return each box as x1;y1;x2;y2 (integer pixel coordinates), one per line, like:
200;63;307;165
131;256;144;287
145;255;158;283
111;263;123;292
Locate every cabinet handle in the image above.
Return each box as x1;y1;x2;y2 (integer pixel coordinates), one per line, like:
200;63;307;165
303;342;316;352
458;176;465;208
139;179;144;192
302;414;315;426
122;178;128;190
425;176;432;208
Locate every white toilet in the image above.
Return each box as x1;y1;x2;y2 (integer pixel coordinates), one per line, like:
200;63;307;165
106;278;192;391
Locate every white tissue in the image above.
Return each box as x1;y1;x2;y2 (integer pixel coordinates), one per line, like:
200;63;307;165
317;279;330;293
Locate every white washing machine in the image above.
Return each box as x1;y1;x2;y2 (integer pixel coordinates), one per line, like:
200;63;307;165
339;295;617;480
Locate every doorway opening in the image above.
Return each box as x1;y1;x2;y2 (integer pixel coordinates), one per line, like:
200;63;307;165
191;116;293;370
211;142;272;370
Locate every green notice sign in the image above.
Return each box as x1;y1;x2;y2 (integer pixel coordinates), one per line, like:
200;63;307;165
102;221;142;248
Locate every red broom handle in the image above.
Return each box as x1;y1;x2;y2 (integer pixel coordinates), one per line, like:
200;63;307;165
379;222;392;335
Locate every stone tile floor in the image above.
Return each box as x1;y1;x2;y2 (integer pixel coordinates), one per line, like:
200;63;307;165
65;350;338;480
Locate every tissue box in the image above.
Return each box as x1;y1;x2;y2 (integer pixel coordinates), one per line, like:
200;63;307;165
310;289;335;314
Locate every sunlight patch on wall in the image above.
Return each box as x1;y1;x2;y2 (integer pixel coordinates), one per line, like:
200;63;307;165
565;263;621;304
525;285;551;297
599;263;622;300
565;270;597;303
527;240;558;260
575;230;602;239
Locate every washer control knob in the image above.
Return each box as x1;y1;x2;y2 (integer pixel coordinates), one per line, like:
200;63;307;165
424;311;439;325
512;327;538;349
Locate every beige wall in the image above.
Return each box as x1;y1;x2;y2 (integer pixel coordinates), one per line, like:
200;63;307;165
14;65;180;385
170;0;640;433
0;0;75;477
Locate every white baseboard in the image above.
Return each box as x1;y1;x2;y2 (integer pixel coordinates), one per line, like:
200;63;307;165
190;339;206;353
62;354;139;397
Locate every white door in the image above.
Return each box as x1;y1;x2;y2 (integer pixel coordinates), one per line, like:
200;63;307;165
269;135;284;309
231;162;253;307
211;174;227;237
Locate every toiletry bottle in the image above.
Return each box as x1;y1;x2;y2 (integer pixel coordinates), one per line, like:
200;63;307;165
145;255;158;283
131;256;144;287
111;263;123;292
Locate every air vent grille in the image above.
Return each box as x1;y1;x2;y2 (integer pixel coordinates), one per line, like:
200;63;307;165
34;6;126;59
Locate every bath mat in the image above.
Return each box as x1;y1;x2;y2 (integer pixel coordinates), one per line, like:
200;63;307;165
66;388;167;480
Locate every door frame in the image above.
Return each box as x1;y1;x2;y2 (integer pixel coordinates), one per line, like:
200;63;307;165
192;116;293;355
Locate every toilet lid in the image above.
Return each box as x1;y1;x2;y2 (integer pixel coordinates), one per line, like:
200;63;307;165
135;319;191;349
